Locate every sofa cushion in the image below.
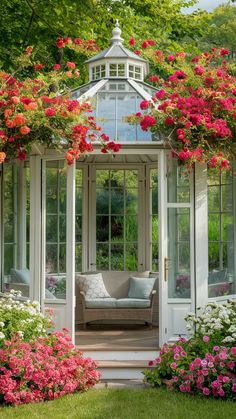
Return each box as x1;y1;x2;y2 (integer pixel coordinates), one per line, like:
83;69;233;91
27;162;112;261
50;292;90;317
128;277;156;299
76;273;111;299
85;298;117;308
116;298;151;308
10;268;30;284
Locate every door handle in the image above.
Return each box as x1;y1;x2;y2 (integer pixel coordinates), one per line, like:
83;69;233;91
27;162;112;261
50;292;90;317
164;257;171;282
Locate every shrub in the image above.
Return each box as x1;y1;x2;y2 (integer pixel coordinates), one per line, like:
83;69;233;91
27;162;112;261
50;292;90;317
0;291;53;346
144;300;236;400
185;300;236;346
0;330;100;405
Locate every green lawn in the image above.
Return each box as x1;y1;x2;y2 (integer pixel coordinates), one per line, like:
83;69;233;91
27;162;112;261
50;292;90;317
0;387;236;419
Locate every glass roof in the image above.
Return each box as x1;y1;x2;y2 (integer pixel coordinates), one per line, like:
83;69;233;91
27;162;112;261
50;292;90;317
72;80;159;143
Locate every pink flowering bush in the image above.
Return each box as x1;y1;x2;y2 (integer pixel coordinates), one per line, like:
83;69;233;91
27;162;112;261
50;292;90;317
0;330;100;405
127;46;236;171
144;301;236;400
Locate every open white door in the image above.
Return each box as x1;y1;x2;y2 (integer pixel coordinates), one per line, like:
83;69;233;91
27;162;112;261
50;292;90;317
42;159;75;343
159;152;195;343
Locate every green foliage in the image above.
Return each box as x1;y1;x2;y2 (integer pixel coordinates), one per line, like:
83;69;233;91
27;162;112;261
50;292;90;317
199;4;236;51
0;291;53;345
0;0;209;79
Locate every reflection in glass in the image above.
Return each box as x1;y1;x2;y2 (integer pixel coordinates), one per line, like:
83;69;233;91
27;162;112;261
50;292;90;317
95;169;139;271
208;169;235;297
168;208;191;298
45;161;67;299
167;158;190;203
2;164;30;297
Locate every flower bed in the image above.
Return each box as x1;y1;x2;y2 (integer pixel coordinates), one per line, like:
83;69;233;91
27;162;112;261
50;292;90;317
0;331;100;405
0;291;100;405
144;301;236;400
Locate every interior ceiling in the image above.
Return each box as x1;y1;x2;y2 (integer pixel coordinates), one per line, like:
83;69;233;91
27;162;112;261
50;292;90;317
78;154;158;164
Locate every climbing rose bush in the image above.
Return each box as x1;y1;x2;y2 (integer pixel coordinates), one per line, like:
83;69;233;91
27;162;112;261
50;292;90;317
127;46;236;170
144;301;236;400
0;291;53;346
0;40;120;165
0;331;100;405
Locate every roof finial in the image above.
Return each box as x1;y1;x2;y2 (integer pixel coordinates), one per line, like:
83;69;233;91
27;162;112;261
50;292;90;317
110;20;124;45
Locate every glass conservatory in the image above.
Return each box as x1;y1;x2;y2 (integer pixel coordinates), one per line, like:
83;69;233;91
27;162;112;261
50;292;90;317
0;22;236;347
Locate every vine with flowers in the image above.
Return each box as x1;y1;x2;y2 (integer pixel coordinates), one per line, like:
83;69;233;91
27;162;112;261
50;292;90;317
127;39;236;170
0;38;120;166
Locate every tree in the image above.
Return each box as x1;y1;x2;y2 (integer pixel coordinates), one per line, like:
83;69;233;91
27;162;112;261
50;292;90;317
0;0;208;77
199;4;236;51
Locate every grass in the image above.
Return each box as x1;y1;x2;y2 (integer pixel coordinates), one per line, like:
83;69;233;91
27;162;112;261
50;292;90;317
0;387;236;419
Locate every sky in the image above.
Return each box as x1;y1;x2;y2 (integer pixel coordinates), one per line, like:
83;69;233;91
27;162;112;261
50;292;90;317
185;0;232;12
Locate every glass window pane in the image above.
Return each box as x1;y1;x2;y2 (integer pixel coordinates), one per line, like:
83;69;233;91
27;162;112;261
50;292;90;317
208;169;235;297
111;216;124;242
126;216;138;241
75;244;82;272
126;189;138;214
125;244;138;270
168;208;191;298
46;244;58;273
208;214;220;241
152;243;159;272
152;216;158;242
110;189;124;214
97;188;109;214
96;170;109;187
167;158;190;203
96;243;109;270
208;186;220;212
96;216;109;241
76;216;82;242
46;215;58;242
76;189;83;214
111;244;124;270
59;245;66;272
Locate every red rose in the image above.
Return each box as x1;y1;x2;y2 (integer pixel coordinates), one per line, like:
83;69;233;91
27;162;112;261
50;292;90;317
45;108;56;117
140;100;149;110
66;61;76;69
53;64;61;71
129;38;135;47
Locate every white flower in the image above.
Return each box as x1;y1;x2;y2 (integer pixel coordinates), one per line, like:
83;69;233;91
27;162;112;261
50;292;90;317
0;322;4;328
0;332;5;339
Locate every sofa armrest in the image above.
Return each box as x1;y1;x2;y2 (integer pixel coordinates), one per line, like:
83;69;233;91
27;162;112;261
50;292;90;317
80;291;86;307
150;290;156;307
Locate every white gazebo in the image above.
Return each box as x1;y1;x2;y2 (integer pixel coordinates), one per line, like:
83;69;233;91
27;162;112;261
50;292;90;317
0;22;235;355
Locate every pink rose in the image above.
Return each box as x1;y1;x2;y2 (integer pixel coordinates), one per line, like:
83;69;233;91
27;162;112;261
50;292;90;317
203;335;209;343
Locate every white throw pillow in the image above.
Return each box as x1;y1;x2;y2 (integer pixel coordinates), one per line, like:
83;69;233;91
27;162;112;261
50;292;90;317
76;273;111;299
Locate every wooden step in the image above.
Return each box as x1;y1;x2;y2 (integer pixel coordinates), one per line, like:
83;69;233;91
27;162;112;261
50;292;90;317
97;359;153;380
83;350;159;361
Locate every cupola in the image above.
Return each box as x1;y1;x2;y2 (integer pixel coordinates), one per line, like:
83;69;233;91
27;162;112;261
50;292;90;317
85;20;149;82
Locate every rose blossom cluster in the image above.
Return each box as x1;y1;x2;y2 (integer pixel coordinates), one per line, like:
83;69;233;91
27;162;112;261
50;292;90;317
0;43;120;165
127;46;236;170
0;330;100;405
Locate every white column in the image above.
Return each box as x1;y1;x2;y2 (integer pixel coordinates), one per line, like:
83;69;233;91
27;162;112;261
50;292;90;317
66;163;76;343
18;162;26;268
29;156;42;302
194;163;208;308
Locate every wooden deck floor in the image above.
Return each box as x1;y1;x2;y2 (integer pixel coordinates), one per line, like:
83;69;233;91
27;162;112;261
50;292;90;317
75;324;159;351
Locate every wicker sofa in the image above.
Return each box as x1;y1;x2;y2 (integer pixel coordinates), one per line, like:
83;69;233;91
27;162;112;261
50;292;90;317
76;271;158;328
79;289;156;329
